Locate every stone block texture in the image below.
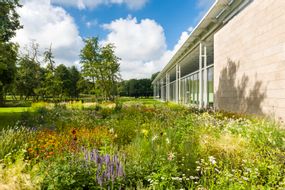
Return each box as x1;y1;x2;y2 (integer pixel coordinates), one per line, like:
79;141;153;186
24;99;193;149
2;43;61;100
214;0;285;121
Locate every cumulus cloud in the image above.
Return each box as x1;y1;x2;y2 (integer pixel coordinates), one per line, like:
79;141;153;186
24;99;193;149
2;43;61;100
102;16;167;79
51;0;148;10
101;16;195;79
13;0;83;67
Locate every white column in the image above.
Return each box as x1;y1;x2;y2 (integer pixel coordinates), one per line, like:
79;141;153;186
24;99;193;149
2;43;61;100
175;64;180;103
157;81;160;99
199;42;203;109
203;45;208;108
178;64;181;103
160;79;164;101
166;74;170;101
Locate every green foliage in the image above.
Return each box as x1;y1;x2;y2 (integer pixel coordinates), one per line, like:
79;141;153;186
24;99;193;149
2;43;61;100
15;42;43;100
80;37;120;101
0;125;35;159
0;42;18;105
0;0;22;105
40;154;98;190
54;64;72;98
0;99;284;189
118;78;153;97
0;149;41;190
0;0;22;42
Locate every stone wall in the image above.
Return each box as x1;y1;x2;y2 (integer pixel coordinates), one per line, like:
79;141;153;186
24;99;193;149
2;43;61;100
214;0;285;121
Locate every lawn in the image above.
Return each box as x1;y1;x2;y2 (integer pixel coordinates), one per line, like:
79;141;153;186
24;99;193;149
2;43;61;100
0;107;34;129
0;99;284;189
0;107;31;113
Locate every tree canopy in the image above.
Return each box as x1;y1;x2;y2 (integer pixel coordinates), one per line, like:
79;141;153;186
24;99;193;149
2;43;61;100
80;37;120;100
0;0;22;105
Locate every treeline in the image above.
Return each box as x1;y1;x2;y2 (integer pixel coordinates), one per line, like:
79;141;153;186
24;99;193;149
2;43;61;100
2;39;121;102
4;43;84;101
0;37;121;103
118;72;159;97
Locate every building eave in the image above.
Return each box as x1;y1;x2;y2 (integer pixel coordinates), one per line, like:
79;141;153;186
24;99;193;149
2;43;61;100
152;0;243;84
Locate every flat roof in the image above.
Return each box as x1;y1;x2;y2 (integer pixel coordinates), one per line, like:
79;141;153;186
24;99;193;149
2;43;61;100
152;0;241;84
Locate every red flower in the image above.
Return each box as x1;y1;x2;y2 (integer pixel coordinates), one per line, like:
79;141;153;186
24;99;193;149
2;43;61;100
72;129;76;135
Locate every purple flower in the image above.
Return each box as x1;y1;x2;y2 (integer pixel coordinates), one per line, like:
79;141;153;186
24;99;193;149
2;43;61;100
82;148;125;187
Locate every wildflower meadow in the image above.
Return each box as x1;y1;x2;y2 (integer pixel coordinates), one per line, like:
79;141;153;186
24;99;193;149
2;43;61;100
0;98;284;189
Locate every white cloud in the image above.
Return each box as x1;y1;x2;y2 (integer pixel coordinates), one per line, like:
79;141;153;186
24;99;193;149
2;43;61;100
101;16;195;79
149;26;193;74
172;27;194;55
51;0;148;10
102;16;167;79
13;0;83;67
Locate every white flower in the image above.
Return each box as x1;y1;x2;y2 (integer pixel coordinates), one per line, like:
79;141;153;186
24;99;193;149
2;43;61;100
152;135;158;141
168;152;175;161
171;177;178;180
215;168;220;173
209;156;216;165
109;128;114;133
166;138;170;144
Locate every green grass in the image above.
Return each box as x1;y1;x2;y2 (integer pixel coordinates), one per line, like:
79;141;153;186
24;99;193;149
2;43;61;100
0;112;22;129
0;107;35;129
0;107;31;113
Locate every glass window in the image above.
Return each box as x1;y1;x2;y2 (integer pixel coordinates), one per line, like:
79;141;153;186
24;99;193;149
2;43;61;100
193;74;197;104
207;67;214;106
191;75;194;104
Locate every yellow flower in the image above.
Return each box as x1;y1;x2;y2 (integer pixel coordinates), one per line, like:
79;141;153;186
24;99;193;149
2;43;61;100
141;129;149;137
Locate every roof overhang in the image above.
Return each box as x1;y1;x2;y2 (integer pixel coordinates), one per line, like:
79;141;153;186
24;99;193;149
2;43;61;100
152;0;248;84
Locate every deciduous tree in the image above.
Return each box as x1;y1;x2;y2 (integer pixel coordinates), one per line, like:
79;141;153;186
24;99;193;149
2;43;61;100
0;0;22;105
80;37;120;101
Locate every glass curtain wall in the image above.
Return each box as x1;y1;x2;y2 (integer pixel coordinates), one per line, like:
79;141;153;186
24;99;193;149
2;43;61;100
180;67;215;107
156;36;214;107
159;66;213;106
180;71;200;105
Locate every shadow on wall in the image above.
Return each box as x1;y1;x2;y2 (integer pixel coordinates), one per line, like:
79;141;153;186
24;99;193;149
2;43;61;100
215;58;267;115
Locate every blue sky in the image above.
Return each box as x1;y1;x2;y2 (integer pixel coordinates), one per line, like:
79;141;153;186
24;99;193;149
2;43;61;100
14;0;215;79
